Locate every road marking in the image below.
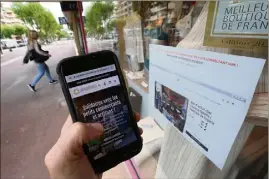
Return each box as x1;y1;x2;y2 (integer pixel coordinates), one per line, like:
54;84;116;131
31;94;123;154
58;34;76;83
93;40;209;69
1;56;23;67
3;75;28;94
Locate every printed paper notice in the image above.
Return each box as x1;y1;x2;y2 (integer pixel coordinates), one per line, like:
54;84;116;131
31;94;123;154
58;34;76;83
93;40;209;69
149;44;265;169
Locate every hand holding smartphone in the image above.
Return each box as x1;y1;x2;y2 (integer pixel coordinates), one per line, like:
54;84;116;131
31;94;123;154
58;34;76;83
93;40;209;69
57;50;142;173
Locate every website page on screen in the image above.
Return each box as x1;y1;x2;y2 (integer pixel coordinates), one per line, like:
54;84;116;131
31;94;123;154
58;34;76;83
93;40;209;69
65;64;137;160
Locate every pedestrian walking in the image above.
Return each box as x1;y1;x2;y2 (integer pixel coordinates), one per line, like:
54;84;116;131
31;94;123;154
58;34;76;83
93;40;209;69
23;30;57;92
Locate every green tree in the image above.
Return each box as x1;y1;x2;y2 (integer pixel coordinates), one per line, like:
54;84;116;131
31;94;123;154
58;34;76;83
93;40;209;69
107;19;117;32
11;2;58;40
85;2;114;36
14;25;28;36
0;25;15;38
39;10;59;39
0;24;28;38
56;30;70;40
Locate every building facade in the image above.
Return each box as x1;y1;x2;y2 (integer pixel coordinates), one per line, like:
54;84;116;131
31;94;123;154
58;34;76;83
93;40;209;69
1;7;23;25
145;2;168;23
114;1;133;19
113;1;169;24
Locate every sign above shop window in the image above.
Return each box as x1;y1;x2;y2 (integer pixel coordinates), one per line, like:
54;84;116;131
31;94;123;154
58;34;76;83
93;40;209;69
149;44;265;169
204;1;268;51
60;1;83;12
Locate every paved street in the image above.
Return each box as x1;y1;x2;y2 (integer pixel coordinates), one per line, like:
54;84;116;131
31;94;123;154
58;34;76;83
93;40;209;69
1;40;75;179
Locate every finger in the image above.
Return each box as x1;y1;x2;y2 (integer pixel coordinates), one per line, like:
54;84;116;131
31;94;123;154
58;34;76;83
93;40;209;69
61;115;73;135
134;112;140;122
59;122;104;159
138;127;143;135
134;113;143;135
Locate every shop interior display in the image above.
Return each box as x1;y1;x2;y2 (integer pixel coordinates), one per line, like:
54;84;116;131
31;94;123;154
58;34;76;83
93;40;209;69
143;1;200;81
154;2;268;179
143;2;169;78
123;13;144;73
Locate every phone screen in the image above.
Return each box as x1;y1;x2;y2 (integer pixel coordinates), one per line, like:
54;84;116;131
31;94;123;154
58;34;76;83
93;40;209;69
64;64;137;160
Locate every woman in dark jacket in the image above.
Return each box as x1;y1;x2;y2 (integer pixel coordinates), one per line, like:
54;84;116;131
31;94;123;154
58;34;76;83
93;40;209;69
26;30;57;92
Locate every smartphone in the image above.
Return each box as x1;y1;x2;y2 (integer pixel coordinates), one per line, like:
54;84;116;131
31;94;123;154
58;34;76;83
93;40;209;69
57;50;143;173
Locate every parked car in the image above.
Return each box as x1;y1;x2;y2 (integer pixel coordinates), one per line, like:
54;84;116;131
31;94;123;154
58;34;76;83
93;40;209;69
16;40;27;47
1;39;17;51
40;39;53;45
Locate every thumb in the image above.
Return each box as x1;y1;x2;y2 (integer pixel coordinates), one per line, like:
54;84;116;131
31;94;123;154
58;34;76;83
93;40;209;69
59;122;104;159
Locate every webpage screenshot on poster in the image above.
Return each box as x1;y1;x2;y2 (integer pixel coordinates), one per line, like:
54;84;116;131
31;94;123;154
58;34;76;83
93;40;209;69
65;65;137;160
149;44;265;169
